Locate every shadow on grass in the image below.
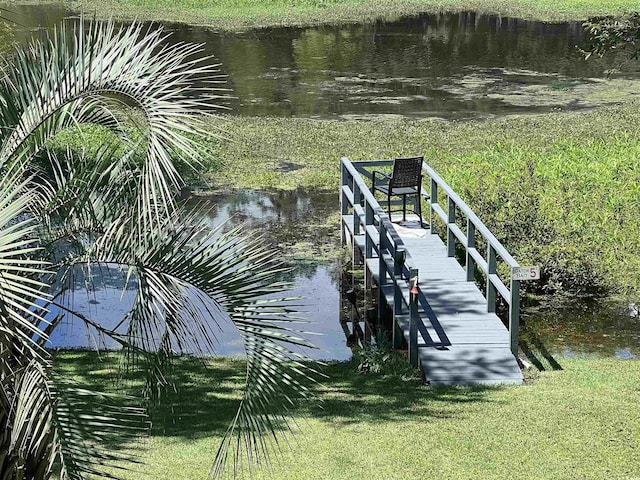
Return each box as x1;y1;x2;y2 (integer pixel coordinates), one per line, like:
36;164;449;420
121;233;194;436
520;335;563;371
54;351;500;441
53;351;245;440
305;361;501;426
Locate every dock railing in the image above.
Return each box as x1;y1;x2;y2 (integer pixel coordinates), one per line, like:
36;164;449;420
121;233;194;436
340;158;422;366
340;157;521;357
423;164;521;355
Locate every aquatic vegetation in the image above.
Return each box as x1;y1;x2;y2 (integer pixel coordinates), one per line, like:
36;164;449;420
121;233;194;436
202;102;640;295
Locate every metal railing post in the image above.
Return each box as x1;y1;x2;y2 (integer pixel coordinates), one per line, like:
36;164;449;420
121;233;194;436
509;278;520;356
447;196;456;257
466;220;476;281
487;245;497;312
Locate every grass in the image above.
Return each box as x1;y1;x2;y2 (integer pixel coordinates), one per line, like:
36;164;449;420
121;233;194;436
54;351;640;479
58;0;640;30
204;101;640;295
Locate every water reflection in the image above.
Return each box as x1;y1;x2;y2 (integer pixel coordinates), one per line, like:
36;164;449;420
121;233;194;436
29;189;640;360
166;13;640;119
47;190;351;361
190;189;339;270
521;297;639;359
3;6;640;119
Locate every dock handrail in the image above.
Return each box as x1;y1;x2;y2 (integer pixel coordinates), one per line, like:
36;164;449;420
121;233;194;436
341;157;422;365
422;163;521;355
341;157;521;357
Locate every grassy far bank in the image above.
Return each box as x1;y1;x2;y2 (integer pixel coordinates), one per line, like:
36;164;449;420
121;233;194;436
64;0;639;30
55;352;640;480
204;102;640;295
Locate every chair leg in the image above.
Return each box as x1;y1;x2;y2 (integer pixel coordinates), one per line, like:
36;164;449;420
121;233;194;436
416;192;423;228
402;195;406;222
387;194;391;218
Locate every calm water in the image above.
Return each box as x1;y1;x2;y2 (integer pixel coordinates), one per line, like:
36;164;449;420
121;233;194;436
3;5;640;119
46;189;639;360
3;6;637;359
47;190;351;361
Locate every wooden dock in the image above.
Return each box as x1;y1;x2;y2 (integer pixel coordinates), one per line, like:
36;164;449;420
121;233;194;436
340;158;523;386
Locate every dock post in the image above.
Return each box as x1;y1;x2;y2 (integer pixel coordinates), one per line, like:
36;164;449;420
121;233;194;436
486;245;497;312
378;221;387;323
429;178;438;234
352;180;361;266
392;247;405;349
509;278;520;356
409;274;419;369
340;162;348;245
447;196;456;257
466;220;476;281
364;198;374;290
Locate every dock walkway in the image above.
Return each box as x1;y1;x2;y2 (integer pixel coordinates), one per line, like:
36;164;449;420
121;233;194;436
340;158;523;385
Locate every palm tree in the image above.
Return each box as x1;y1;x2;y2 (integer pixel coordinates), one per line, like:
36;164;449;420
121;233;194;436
0;18;316;479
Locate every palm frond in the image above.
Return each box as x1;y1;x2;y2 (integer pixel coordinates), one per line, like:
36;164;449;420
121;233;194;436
86;207;319;475
50;373;149;480
3;360;55;479
0;165;50;359
0;15;317;480
0;18;229;230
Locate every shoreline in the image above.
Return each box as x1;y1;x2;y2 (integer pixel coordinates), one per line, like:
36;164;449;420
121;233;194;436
3;0;638;31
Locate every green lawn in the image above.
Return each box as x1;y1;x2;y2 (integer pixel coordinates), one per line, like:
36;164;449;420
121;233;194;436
56;352;640;479
65;0;639;29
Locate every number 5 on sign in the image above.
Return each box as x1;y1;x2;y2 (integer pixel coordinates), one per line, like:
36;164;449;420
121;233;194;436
511;266;540;281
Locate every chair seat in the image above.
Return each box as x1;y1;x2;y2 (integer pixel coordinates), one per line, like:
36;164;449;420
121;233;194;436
374;185;418;195
371;156;425;227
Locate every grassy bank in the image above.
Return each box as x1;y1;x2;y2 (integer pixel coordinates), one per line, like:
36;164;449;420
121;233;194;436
64;0;639;30
55;351;640;479
205;102;640;295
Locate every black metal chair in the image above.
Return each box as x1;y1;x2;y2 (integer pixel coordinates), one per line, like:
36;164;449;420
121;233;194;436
372;156;426;226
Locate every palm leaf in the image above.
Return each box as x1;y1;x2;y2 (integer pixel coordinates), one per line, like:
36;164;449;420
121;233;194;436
50;373;149;480
4;360;54;480
0;165;50;360
0;18;229;231
87;207;319;475
0;15;317;480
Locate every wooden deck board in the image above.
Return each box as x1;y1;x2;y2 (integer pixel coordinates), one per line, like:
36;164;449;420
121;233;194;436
344;213;523;386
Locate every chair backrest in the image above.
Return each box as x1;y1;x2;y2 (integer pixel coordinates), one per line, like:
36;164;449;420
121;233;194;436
390;156;424;188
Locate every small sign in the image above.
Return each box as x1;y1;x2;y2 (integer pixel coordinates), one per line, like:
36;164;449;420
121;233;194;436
512;266;540;281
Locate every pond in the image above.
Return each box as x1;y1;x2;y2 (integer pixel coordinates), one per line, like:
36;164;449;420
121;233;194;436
2;5;640;119
46;190;352;361
46;189;639;361
2;6;637;361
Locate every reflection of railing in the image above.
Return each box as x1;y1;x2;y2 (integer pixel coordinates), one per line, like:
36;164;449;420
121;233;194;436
340;158;422;367
423;164;520;355
340;157;521;358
